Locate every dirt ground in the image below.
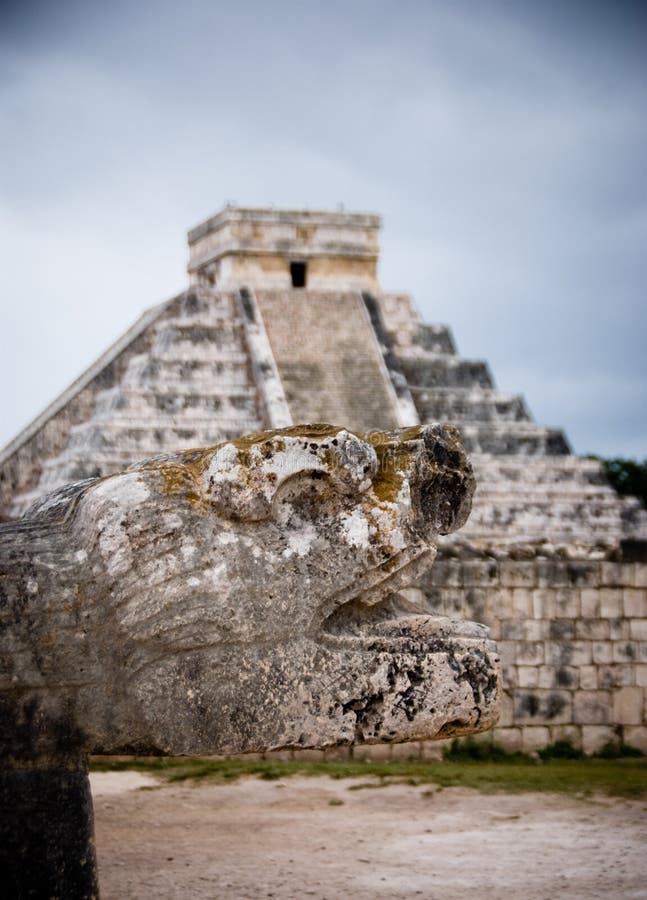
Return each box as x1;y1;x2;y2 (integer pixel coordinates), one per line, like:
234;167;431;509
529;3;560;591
90;772;647;900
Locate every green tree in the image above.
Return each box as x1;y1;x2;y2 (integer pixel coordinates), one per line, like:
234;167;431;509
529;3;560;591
589;456;647;508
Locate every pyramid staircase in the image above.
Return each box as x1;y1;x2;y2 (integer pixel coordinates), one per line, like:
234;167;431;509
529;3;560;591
374;292;647;551
11;289;265;516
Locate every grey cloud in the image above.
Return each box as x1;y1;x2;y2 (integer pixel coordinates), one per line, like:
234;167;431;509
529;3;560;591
0;0;645;458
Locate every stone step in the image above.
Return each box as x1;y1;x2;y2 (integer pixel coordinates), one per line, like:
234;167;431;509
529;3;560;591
122;354;253;388
151;346;250;364
463;504;646;543
255;288;401;432
67;408;260;431
411;386;531;423
373;294;456;356
176;290;239;318
476;486;618;503
401;323;456;355
461;479;647;543
31;417;258;496
458;423;570;456
152;320;245;352
92;385;258;418
471;454;607;479
399;355;494;389
60;420;258;455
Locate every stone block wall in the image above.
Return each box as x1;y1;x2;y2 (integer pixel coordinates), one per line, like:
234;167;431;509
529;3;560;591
419;557;647;754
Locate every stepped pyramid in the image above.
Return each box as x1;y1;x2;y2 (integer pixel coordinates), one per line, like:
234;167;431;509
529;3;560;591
1;206;646;754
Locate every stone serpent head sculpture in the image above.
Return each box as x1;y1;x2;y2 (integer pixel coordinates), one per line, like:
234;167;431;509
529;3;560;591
0;423;500;897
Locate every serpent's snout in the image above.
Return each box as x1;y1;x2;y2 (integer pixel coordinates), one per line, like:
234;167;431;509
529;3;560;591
364;424;475;540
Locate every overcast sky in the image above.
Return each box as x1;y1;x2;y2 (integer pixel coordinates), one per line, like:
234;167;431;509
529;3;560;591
1;0;645;457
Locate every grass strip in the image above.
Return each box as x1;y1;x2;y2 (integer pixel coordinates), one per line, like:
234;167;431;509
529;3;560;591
89;755;647;798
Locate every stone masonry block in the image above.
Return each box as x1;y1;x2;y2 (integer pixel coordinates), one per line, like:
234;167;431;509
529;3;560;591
623;589;647;618
579;666;597;690
463;588;490;622
569;641;594;666
581;725;617;755
485;619;502;641
630;619;647;640
549;621;575;641
500;562;537;588
549;724;582;750
592;641;613;664
486;619;502;641
623;563;640;585
514;689;572;724
599;589;624;618
545;640;570;667
613;687;643;725
518;667;539;688
501;620;524;640
601;563;637;587
497;690;515;727
580;589;599;618
502;666;517;690
600;562;622;586
623;726;647;754
516;641;545;666
430;559;462;587
609;619;630;640
538;666;555;689
554;588;580;618
566;562;600;588
537;666;578;690
634;565;647;588
524;620;549;641
635;666;647;688
575;619;610;640
639;643;647;662
546;641;592;667
612;642;639;663
573;691;611;725
597;665;633;689
498;641;517;666
554;666;578;689
492;589;515;618
512;588;533;617
521;726;551;752
460;559;499;587
536;560;570;588
423;587;445;614
493;727;523;753
438;589;464;617
532;589;555;619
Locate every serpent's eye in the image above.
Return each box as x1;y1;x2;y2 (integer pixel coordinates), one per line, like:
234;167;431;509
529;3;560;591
271;471;344;522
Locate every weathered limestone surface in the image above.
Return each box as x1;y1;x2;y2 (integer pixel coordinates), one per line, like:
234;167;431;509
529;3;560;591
1;204;646;751
0;424;499;897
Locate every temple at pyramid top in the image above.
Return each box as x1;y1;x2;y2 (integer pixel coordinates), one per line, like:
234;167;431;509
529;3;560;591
1;205;646;555
187;206;381;291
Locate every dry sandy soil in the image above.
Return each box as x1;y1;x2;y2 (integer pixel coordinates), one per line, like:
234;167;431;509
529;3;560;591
90;772;647;900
